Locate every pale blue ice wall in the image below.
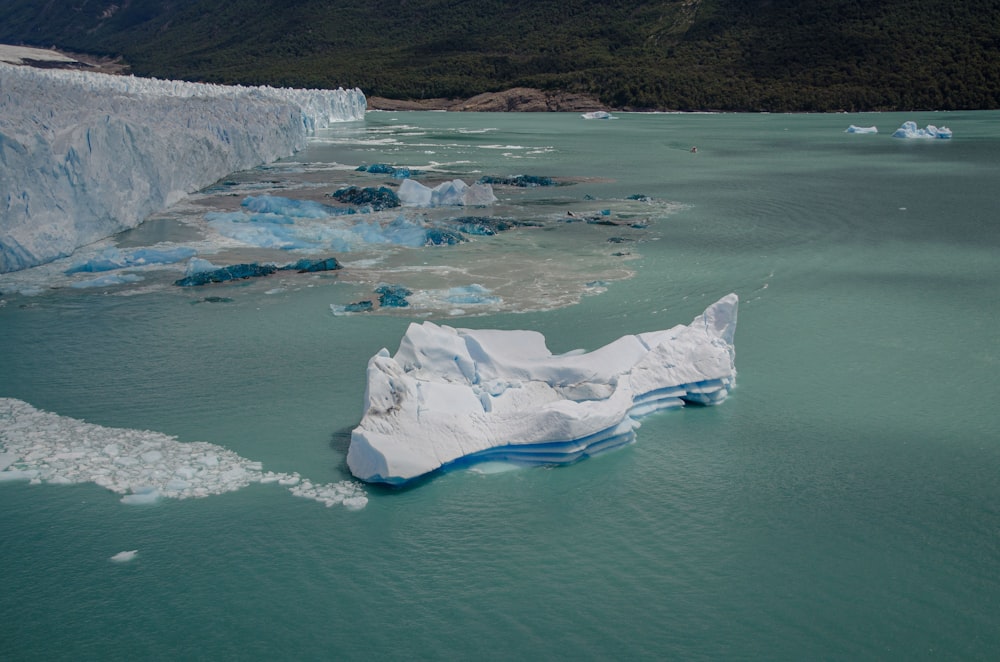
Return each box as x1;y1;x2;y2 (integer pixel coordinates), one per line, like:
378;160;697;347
0;64;366;273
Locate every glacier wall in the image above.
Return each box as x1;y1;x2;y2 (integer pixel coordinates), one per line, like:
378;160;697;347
0;63;366;273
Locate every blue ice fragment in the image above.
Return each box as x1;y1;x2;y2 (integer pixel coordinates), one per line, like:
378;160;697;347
424;228;466;246
280;257;342;273
65;246;197;274
444;284;500;305
329;186;401;210
375;284;412;308
69;273;144;288
174;262;278;286
129;247;197;265
241;195;342;219
477;174;555;187
357;164;418;178
344;300;374;312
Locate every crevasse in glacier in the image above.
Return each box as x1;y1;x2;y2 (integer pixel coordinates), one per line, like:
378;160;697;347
0;63;366;273
347;294;738;484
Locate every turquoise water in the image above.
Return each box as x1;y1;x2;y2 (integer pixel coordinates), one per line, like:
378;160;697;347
2;111;999;660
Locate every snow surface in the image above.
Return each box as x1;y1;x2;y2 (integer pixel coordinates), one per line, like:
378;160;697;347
0;63;366;273
348;294;738;484
892;121;952;139
0;398;368;510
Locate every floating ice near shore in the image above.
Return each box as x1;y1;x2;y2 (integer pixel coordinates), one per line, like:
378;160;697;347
582;111;615;120
347;294;738;484
0;398;367;510
397;179;497;207
846;125;878;134
0;63;365;273
892;121;952;139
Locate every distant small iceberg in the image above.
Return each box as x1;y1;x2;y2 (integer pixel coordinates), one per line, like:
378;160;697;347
581;111;615;120
892;121;952;139
110;550;138;563
846;125;878;134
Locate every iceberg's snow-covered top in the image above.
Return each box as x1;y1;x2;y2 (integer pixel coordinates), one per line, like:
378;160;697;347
348;294;738;484
0;63;365;273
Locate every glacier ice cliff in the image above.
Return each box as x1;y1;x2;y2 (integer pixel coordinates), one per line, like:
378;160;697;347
348;294;738;484
0;63;365;273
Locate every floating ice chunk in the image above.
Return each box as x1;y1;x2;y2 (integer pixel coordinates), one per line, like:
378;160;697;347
397;179;433;207
846;125;878;134
347;294;739;484
398;179;496;207
892;121;953;139
110;550;138;563
0;469;37;482
582;111;615;120
69;273;144;289
121;486;161;505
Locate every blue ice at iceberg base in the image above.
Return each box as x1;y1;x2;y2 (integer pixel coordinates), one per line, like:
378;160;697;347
347;294;739;484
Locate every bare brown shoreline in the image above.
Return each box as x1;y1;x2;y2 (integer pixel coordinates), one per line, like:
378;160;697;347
367;87;609;113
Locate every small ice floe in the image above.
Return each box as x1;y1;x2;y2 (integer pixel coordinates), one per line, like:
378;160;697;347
110;550;138;563
581;111;615;120
892;121;952;139
846;125;878;134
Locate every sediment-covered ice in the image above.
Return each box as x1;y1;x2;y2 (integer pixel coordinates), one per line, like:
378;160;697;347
892;121;952;139
0;63;365;273
347;294;738;484
0;398;367;510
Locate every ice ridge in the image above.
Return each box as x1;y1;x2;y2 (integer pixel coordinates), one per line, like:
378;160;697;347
0;63;366;273
347;294;738;484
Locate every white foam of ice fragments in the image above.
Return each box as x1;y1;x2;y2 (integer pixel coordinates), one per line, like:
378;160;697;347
0;398;367;510
347;294;738;484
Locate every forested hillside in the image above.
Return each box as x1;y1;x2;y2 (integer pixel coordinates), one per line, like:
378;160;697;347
3;0;998;111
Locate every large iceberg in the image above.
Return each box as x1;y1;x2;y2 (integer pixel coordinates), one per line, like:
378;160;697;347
0;63;366;273
348;294;738;484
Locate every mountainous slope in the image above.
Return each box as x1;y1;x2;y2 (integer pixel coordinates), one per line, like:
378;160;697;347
3;0;999;111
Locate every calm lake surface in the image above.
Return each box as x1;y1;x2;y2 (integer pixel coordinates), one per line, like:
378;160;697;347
2;110;998;660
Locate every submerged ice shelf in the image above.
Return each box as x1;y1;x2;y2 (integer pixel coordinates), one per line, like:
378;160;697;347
347;294;738;484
